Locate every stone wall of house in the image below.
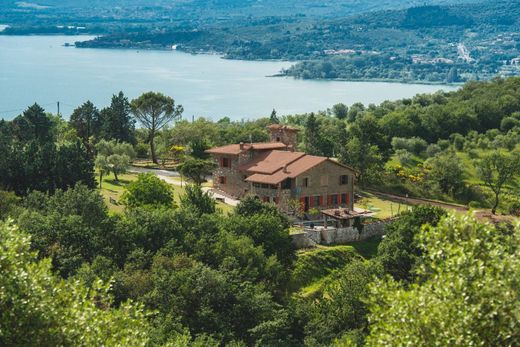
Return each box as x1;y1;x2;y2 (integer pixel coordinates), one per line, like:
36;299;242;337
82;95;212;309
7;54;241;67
211;154;249;197
304;229;321;244
294;160;356;210
269;128;298;148
250;186;281;201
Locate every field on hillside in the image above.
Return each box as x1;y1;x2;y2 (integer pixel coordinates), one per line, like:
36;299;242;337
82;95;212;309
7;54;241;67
290;237;381;297
385;147;520;213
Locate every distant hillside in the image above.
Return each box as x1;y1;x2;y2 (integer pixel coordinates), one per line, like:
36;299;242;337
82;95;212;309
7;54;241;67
68;1;520;84
1;0;483;17
3;0;513;83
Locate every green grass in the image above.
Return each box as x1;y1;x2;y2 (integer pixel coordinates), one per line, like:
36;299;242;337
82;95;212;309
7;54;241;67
290;245;362;296
356;191;412;219
343;236;382;259
98;172;234;215
160;175;214;188
99;172;138;214
290;237;383;297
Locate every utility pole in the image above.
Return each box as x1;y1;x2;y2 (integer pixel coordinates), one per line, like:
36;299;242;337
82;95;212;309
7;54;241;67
57;101;60;117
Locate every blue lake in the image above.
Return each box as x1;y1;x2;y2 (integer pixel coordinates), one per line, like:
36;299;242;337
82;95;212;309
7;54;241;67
0;35;458;120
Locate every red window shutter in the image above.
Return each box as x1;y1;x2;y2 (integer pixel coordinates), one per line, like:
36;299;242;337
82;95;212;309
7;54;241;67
319;196;323;206
309;197;314;208
346;193;350;205
327;195;331;205
219;158;223;167
300;197;305;208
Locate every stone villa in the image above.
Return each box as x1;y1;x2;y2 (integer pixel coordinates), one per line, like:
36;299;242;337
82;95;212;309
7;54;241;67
206;124;356;212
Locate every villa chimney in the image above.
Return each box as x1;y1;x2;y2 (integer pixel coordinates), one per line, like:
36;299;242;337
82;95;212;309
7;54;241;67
283;164;288;173
239;142;244;150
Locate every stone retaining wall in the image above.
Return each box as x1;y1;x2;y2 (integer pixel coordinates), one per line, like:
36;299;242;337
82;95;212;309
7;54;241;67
291;219;395;249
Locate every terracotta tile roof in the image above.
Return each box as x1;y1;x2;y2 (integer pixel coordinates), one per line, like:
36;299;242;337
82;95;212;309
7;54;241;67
245;153;328;185
267;124;300;132
206;140;356;185
246;173;286;185
206;144;244;155
285;155;328;178
205;142;287;155
239;151;305;174
251;142;288;150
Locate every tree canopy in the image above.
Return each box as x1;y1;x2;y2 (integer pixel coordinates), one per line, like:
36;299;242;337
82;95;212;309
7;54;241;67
0;220;150;346
121;173;174;208
367;215;520;346
131;92;183;163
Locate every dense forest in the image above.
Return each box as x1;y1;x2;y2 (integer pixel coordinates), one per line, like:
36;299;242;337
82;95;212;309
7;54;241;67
1;77;520;345
2;1;519;83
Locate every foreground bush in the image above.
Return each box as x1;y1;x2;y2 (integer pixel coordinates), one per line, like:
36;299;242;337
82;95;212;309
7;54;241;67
367;215;520;346
0;221;150;346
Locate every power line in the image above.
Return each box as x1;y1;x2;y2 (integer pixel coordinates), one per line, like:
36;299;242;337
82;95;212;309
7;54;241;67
0;102;64;116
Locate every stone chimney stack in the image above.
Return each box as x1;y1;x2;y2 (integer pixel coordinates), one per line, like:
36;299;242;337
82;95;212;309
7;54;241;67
239;142;244;150
283;164;288;173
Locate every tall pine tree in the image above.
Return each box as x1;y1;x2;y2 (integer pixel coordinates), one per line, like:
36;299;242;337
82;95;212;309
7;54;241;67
100;92;136;144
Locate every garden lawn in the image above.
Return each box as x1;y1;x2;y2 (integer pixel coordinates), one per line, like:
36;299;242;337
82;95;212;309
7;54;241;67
99;172;138;214
356;191;412;219
99;172;234;214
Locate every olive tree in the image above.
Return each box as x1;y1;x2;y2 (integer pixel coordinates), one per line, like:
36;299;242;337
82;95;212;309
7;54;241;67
476;150;520;214
95;139;136;182
177;157;216;185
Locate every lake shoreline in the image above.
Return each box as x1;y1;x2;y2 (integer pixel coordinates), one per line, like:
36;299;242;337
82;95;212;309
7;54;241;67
0;35;458;121
72;43;460;86
267;74;462;87
0;32;463;86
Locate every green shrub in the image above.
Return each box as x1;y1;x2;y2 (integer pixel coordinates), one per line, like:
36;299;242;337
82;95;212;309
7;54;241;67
289;246;361;291
122;173;174;208
426;143;442;157
135;143;149;158
468;201;480;208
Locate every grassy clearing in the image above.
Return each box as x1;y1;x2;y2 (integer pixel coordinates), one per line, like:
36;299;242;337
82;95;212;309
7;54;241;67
290;245;362;296
343;236;381;259
98;172;138;214
291;237;383;296
356;191;412;219
98;171;234;215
